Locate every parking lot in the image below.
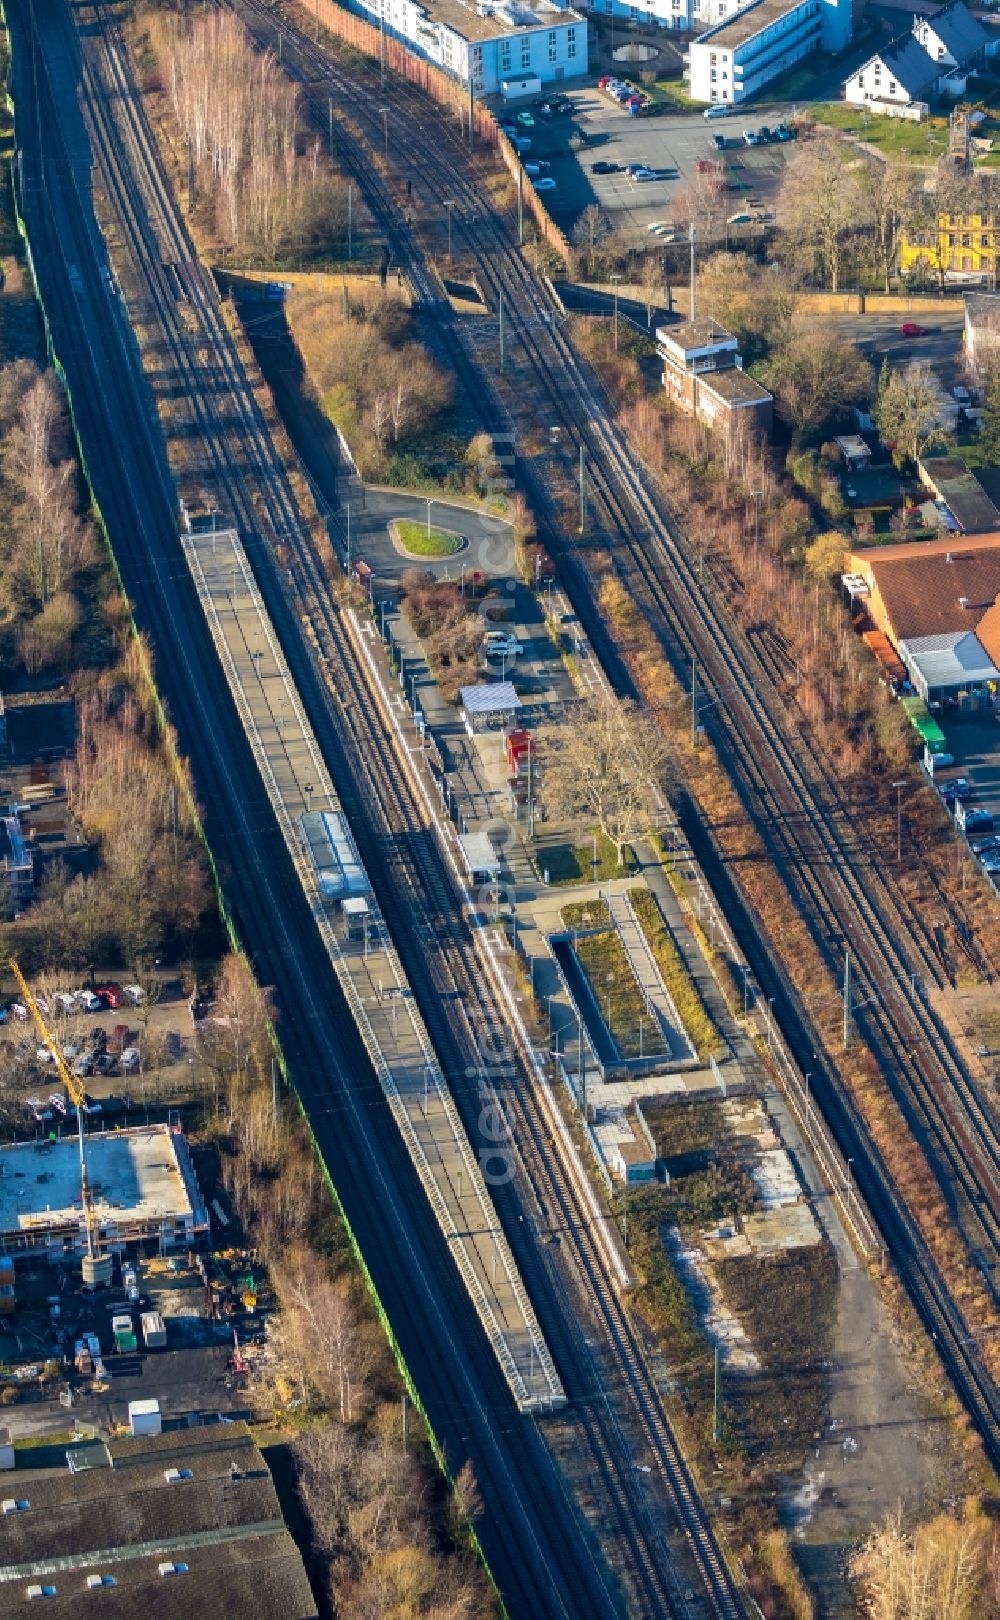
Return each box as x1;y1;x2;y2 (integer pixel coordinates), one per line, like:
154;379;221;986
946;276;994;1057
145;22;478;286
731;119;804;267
935;714;1000;822
2;973;208;1125
503;89;792;235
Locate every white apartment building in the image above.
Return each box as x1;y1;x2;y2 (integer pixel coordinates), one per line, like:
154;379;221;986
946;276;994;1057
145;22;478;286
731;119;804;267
353;0;587;94
589;0;754;35
686;0;851;104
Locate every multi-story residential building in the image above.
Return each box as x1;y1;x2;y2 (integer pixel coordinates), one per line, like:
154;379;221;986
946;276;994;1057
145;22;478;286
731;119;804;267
686;0;850;106
588;0;750;35
900;212;998;285
656;318;773;436
351;0;587;95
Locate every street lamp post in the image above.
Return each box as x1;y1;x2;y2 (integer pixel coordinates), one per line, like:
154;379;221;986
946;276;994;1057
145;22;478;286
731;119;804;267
610;272;622;353
444;199;455;260
379;106;389;161
425;496;433;539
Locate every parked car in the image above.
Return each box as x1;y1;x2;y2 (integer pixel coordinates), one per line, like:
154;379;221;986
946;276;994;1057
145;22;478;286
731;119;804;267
512;135;531;153
109;1023;130;1053
76;990;102;1013
97;984;125;1009
939;776;972;802
120;1047;141;1072
591;160;620;174
899;322;926;338
742;129;762;146
516;110;535;127
499;122;517;137
54;992;77;1015
62;1042;81;1060
122;985;145;1006
703;104;733;119
630;167;657;182
533;176;556;191
524;160;551;176
24;1098;54;1123
484;631;524;657
85;1027;108;1055
773;123;795;141
758;126;773;141
94;1053;116;1075
72;1054;95;1079
36;1045;53;1065
712;133;727;150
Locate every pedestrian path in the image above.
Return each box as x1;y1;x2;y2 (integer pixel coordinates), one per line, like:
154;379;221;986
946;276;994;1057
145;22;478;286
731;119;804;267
181;521;564;1414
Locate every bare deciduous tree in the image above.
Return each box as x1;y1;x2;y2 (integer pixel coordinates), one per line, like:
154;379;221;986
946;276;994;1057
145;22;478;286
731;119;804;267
571;204;611;278
778;134;862;292
539;689;669;864
761;324;873;437
875;360;951;468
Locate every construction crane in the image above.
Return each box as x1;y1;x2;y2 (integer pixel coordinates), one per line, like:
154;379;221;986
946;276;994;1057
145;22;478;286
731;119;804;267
9;959;112;1287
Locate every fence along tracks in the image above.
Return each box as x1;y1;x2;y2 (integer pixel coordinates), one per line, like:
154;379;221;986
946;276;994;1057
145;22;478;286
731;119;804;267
48;0;764;1613
227;0;1000;1468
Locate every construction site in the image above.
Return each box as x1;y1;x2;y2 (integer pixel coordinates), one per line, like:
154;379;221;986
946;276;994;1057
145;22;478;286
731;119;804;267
0;1126;208;1261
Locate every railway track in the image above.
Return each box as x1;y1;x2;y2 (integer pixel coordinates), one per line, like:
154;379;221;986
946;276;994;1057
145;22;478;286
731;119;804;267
227;0;1000;1466
17;5;635;1617
51;1;758;1613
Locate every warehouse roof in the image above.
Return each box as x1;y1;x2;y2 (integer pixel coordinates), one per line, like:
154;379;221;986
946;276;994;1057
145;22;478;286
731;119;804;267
847;533;1000;641
0;1424;316;1620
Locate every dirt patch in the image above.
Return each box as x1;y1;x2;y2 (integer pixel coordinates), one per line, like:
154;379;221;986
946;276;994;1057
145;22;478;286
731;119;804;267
789;1262;935;1617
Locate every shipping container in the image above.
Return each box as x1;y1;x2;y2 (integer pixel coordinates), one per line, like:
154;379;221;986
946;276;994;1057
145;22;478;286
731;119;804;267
128;1399;161;1437
141;1311;167;1349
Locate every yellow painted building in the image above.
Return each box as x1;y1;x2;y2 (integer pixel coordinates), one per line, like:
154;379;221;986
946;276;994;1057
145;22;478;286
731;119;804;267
899;212;997;282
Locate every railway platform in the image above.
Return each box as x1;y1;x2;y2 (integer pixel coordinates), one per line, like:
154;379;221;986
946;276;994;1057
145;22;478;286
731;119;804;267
181;521;565;1414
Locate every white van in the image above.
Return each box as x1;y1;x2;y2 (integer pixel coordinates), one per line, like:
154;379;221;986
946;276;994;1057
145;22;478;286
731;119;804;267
703;104;733;119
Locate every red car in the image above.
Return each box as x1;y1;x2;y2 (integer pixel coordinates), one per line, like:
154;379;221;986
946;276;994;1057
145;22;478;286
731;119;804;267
899;322;926;338
97;984;124;1009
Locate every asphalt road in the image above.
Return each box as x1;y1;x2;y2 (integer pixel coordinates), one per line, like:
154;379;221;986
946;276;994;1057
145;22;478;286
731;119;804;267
226;287;513;585
827;307;968;386
10;4;625;1614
